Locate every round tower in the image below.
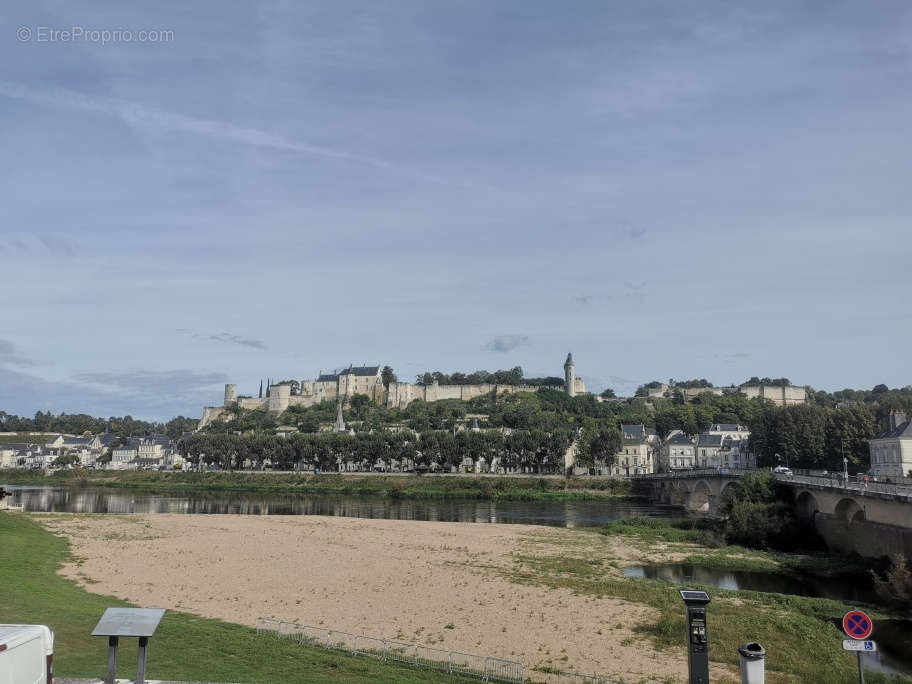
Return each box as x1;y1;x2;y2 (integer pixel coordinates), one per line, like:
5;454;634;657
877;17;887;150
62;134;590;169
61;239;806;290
224;383;238;406
563;353;576;397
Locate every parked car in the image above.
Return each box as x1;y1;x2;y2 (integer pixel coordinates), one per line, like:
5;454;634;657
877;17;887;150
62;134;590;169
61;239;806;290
0;624;54;684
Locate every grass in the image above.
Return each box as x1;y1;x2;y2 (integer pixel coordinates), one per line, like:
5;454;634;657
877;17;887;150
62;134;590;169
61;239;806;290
0;469;633;501
505;521;912;684
0;511;478;683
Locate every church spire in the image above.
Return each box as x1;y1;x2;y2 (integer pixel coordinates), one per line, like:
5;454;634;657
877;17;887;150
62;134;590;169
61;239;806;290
333;397;346;433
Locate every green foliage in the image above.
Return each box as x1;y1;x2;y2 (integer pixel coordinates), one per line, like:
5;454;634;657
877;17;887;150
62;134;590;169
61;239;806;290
414;366;534;386
717;472;824;551
599;517;715;544
872;554;912;610
0;470;631;501
0;411;171;437
743;377;791;386
749;402;877;470
52;453;80;467
673;378;714;389
180;427;575;473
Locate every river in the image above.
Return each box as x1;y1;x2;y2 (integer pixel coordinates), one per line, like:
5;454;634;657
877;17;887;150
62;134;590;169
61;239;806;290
1;485;680;526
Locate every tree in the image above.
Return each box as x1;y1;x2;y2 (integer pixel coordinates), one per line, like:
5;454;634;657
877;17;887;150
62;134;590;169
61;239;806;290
381;366;397;389
600;388;616;399
871;555;912;609
52;453;79;467
277;379;301;395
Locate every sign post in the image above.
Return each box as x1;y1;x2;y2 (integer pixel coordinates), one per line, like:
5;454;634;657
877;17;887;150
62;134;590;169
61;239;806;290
842;610;874;684
91;607;165;684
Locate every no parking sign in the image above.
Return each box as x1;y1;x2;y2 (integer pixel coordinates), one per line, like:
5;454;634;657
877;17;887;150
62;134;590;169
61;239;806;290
843;610;873;640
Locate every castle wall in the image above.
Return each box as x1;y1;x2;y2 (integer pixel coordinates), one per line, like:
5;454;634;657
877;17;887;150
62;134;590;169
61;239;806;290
740;384;808;405
198;406;227;429
386;381;545;409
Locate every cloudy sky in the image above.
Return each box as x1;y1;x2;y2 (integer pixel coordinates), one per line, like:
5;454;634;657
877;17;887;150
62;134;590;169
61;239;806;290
1;1;910;420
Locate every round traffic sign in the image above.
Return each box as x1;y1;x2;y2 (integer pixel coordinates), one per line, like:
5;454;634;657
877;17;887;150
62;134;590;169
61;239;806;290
843;610;873;640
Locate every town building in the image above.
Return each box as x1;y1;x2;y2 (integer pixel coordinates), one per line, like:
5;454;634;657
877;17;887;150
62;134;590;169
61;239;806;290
695;434;723;468
664;432;696;470
708;423;751;441
868;411;912;480
611;424;657;476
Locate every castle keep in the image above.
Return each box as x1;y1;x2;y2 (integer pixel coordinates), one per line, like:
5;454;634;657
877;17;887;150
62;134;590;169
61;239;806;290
200;355;587;427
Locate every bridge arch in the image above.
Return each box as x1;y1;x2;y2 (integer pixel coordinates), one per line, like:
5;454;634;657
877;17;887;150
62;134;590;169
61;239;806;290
795;490;820;520
835;497;866;523
689;480;712;513
719;480;741;499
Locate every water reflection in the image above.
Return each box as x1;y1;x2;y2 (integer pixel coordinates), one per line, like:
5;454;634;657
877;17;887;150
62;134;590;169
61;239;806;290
622;563;880;604
3;486;681;527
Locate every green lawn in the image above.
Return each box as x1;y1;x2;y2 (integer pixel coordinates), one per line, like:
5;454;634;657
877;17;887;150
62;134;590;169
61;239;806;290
0;511;475;683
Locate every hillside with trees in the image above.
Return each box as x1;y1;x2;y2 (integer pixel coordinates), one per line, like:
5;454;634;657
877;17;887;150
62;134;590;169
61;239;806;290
0;411;198;439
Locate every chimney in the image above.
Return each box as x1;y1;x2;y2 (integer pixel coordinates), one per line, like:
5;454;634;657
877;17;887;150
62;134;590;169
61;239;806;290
890;410;907;431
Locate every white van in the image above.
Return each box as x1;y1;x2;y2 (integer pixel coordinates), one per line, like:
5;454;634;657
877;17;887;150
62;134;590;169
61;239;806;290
0;625;54;684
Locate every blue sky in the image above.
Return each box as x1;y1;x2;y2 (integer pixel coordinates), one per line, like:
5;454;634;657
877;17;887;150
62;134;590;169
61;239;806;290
1;1;910;420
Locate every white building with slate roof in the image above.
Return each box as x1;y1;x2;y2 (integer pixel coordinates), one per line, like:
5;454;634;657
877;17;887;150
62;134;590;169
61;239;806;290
868;411;912;480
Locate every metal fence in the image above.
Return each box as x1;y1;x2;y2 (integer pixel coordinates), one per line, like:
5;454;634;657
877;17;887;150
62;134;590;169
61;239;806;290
256;617;525;683
526;669;623;683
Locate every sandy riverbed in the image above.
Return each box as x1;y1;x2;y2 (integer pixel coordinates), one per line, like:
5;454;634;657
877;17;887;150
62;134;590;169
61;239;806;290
39;514;726;681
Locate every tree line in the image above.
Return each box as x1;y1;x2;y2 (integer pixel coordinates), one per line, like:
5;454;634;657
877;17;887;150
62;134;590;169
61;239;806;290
178;429;573;472
414;366;563;387
0;411;198;439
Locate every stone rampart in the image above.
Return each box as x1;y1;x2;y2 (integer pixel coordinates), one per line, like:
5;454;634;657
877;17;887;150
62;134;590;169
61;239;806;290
386;381;546;409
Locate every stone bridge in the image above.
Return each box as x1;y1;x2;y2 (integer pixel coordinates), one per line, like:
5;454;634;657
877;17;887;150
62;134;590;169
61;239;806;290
633;469;912;559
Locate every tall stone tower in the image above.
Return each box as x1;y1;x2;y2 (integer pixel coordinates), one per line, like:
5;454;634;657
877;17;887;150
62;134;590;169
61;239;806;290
332;397;347;433
564;353;576;397
224;384;238;406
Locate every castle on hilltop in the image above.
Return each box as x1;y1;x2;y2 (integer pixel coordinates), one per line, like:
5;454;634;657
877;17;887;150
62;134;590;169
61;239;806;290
199;354;587;428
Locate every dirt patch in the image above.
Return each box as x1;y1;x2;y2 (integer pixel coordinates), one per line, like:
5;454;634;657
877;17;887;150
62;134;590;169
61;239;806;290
41;514;711;680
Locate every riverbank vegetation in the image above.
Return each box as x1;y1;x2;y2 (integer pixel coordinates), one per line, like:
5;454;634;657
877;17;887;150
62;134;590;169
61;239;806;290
0;511;476;683
0;469;632;500
510;517;911;683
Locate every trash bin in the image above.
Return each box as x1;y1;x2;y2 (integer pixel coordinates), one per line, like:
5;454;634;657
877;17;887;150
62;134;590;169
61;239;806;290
738;642;765;684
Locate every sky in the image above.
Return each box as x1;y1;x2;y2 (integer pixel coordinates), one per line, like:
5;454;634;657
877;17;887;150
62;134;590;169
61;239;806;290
1;1;911;420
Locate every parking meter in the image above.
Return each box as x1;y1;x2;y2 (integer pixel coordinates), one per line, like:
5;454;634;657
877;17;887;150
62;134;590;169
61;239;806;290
680;590;711;684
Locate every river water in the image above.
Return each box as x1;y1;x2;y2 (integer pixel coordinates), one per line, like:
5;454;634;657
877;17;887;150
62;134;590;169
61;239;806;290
1;485;680;526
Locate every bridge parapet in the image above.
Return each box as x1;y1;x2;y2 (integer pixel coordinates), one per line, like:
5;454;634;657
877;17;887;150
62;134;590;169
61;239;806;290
787;473;912;503
632;468;749;481
634;469;912;503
